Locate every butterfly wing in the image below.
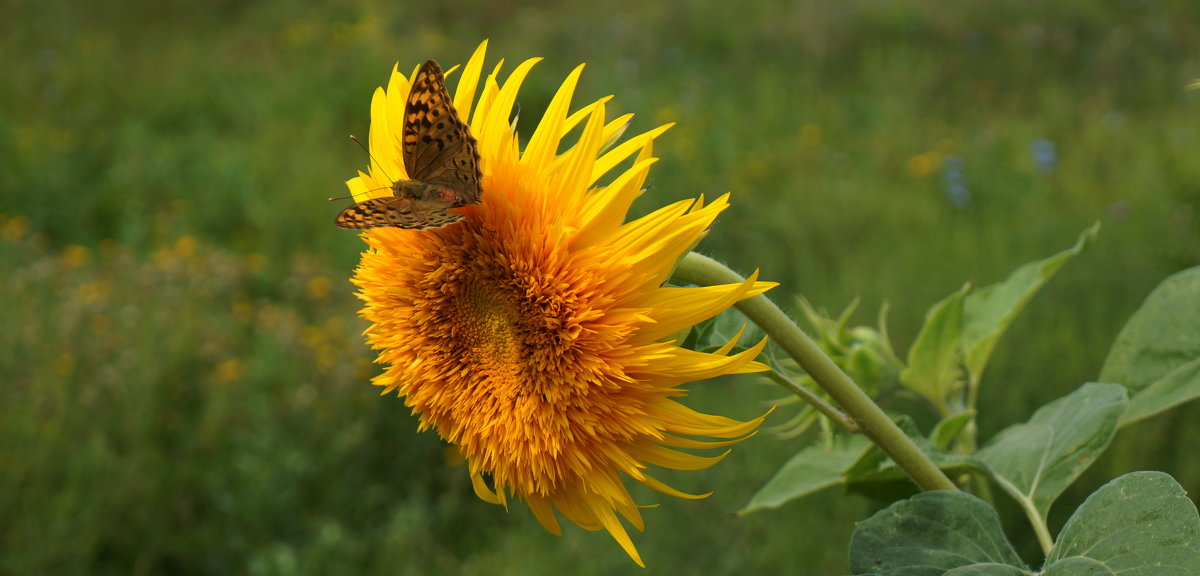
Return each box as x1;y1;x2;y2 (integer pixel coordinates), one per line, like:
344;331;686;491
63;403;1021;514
423;137;483;205
334;197;465;230
402;60;483;206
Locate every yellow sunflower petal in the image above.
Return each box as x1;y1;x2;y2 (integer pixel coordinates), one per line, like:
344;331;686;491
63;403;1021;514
628;443;731;471
470;471;505;506
639;474;712;500
659;433;759;450
452;40;489;120
561;96;614;143
591;122;673;185
522;64;585;171
593;505;645;568
526;495;563;535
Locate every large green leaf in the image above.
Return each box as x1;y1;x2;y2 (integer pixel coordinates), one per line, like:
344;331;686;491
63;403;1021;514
739;435;871;514
848;491;1028;575
1043;471;1200;575
976;383;1128;520
1099;266;1200;426
901;284;969;408
962;224;1098;383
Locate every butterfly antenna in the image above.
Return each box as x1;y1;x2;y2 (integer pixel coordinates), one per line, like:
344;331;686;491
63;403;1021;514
349;135;397;183
328;135;399;202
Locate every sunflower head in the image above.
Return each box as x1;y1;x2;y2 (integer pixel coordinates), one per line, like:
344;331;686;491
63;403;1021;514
345;41;775;566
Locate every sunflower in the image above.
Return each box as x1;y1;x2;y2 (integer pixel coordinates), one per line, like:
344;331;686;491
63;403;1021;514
344;41;775;566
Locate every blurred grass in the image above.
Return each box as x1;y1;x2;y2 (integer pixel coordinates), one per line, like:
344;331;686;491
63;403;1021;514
2;0;1198;574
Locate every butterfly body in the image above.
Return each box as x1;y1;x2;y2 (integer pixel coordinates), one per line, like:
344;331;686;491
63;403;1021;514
394;179;468;205
335;60;482;230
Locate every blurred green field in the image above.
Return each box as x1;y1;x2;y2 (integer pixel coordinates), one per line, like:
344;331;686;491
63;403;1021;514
3;0;1199;574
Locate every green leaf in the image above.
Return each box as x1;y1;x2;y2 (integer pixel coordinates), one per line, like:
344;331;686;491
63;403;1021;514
681;305;763;355
679;315;716;351
929;412;975;452
901;283;969;408
739;435;871;515
943;567;1030;576
848;491;1028;575
1122;360;1200;427
1043;471;1200;575
962;223;1098;383
976;383;1128;520
1098;266;1200;426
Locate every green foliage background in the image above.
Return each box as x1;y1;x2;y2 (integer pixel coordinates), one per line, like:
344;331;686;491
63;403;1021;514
2;0;1198;574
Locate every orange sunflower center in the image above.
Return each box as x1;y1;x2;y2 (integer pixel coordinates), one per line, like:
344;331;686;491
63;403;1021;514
462;280;523;385
396;224;652;496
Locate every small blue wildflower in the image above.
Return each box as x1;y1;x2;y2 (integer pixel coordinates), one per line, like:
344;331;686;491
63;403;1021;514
942;155;970;208
1031;139;1057;174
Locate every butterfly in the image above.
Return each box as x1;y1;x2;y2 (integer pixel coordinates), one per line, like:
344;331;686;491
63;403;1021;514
335;60;483;230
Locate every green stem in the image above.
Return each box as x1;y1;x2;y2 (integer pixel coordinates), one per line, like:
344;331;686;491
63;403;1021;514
960;372;993;501
763;370;860;433
674;252;957;492
961;372;982;453
994;477;1055;555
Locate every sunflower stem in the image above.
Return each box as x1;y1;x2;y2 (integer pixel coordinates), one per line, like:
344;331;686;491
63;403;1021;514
674;252;958;492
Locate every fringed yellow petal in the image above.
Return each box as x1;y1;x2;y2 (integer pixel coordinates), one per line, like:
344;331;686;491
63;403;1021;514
628;443;730;471
711;323;750;356
635;277;761;343
656;402;773;438
591;123;673;186
527;495;562;535
480;58;540;158
605;199;706;270
594;504;645;568
659;433;757;450
610;197;728;272
597;113;634;157
637;474;712;500
571;136;661;253
570;156;659;250
471;472;505;506
452;40;489;121
611;492;646;532
382;66;409;160
469;60;505;133
552;100;608;205
556;493;604;531
639;338;769;382
561;96;613;141
634;351;745;381
368;85;406;182
344;175;370;202
522;63;585;171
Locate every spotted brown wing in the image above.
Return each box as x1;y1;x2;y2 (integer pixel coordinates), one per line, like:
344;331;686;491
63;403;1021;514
334;197;465;230
402;60;483;205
